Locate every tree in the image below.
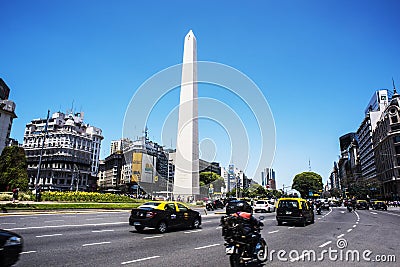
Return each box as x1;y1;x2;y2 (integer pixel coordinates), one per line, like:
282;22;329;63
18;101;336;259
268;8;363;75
291;172;323;199
0;146;29;191
199;172;225;196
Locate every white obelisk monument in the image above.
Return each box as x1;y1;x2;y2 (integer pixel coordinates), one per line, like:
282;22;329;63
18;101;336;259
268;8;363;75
173;30;199;201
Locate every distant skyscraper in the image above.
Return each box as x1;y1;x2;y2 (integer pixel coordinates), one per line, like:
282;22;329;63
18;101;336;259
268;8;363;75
173;30;199;199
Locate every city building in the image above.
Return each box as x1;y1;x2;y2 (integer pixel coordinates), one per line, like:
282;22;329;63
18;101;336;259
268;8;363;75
121;134;169;196
23;111;103;191
337;132;360;191
372;88;400;200
261;168;276;190
328;161;340;190
0;78;17;154
357;89;390;181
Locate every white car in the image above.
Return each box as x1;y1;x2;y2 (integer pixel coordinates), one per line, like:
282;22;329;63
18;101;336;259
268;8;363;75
254;200;276;213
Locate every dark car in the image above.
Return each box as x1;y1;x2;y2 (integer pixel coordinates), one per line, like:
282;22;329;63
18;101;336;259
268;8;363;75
276;198;314;227
372;201;387;211
213;199;225;209
0;229;23;267
225;200;253;215
356;200;369;210
129;201;201;233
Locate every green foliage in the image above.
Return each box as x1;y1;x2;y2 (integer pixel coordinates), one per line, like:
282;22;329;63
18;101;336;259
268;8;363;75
41;191;137;202
292;172;323;198
199;172;225;196
0;146;29;191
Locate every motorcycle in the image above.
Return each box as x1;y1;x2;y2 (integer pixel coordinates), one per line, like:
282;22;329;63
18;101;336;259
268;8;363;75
316;206;322;215
206;201;215;211
347;205;352;212
221;215;268;267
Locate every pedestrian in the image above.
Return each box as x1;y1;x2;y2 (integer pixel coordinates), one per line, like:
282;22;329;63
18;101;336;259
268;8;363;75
12;188;19;203
35;185;42;202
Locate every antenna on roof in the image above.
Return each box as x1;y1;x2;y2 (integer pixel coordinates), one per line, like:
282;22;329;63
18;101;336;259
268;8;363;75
308;158;312;171
393;77;397;94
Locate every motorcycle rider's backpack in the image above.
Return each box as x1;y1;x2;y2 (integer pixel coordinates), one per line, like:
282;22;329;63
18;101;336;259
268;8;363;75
221;212;253;241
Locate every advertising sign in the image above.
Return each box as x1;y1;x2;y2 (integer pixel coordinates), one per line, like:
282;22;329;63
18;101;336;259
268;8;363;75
131;152;142;183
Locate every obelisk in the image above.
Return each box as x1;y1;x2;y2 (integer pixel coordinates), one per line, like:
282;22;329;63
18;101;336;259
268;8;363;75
173;30;199;201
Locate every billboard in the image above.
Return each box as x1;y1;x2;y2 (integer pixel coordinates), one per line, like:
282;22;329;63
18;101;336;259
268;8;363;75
141;153;156;183
131;152;142;183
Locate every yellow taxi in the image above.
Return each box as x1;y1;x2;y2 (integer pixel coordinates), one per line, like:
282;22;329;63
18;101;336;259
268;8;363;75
276;197;314;226
129;201;201;233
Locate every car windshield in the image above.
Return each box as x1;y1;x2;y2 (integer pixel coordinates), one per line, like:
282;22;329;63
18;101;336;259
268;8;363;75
139;202;161;208
256;201;266;204
279;200;298;209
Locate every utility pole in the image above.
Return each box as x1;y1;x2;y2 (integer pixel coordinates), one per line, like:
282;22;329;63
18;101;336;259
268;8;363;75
35;110;50;187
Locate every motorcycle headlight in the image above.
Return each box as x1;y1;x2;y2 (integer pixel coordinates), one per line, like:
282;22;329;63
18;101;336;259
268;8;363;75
5;236;22;246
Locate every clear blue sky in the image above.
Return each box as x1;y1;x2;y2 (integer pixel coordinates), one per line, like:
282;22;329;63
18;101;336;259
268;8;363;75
1;0;400;189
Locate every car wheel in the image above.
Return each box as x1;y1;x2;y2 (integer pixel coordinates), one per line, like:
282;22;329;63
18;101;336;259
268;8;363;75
299;219;306;227
268;207;271;213
135;225;145;232
157;221;168;233
192;217;201;229
277;220;282;226
311;215;315;224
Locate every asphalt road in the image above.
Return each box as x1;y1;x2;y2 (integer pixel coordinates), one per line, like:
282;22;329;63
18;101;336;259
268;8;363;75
1;207;399;267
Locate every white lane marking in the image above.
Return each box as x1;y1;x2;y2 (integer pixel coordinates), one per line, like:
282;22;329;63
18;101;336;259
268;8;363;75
86;218;106;221
121;256;160;265
379;211;400;217
203;220;212;223
36;233;63;238
337;234;345;238
0;222;16;225
21;251;37;254
341;211;345;214
92;230;115;233
5;221;126;231
82;241;111;247
319;241;332;248
353;225;356;228
268;230;279;234
143;235;163;239
216;226;222;229
356;222;359;224
44;220;65;223
370;212;378;215
194;243;220;250
20;217;38;219
288;226;295;229
318;218;321;220
184;229;202;234
347;229;352;233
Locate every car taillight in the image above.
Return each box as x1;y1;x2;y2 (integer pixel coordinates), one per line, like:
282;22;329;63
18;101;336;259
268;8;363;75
146;211;156;218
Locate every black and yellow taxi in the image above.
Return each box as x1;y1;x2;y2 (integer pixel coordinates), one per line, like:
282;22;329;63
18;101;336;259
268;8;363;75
276;197;314;226
372;200;387;210
355;200;369;210
129;201;201;233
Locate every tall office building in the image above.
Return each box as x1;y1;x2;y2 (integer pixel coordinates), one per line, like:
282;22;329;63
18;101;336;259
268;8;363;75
357;89;390;180
23;111;103;191
0;78;17;154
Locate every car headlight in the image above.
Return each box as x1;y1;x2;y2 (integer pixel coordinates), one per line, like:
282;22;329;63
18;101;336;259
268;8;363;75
5;236;22;246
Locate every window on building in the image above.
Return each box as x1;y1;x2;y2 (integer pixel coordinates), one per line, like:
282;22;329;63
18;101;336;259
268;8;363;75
394;136;400;143
391;116;398;123
395;146;400;155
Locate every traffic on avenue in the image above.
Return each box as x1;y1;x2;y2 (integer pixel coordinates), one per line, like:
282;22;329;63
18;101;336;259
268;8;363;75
1;199;399;267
